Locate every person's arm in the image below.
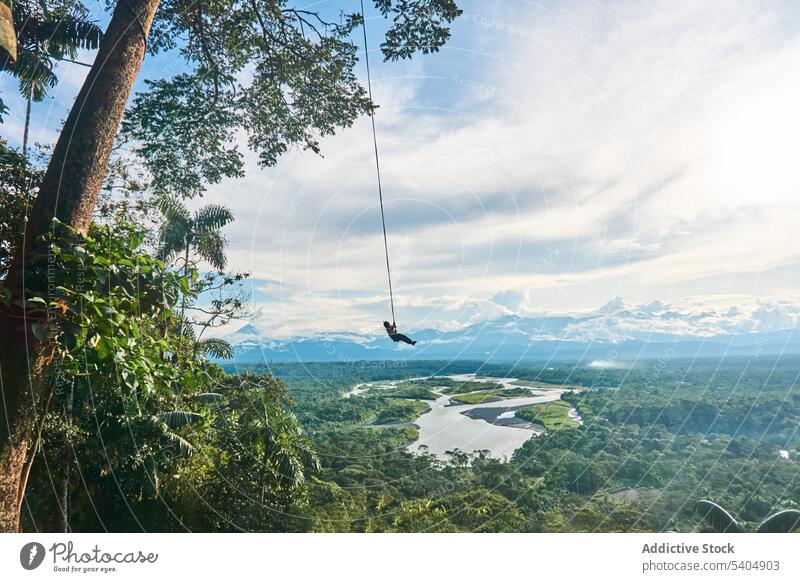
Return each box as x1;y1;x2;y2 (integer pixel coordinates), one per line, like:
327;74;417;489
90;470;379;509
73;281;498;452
389;323;397;334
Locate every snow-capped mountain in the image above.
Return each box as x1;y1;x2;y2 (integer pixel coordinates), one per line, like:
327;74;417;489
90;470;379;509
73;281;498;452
223;297;800;363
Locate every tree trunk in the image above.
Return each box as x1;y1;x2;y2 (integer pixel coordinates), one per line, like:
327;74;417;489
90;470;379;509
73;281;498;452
0;0;161;532
180;244;190;362
22;85;32;158
57;384;73;533
0;352;51;533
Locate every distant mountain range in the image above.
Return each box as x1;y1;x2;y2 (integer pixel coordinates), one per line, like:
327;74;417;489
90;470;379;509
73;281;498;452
224;297;800;363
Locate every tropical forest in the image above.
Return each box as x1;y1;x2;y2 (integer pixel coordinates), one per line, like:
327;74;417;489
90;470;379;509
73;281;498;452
1;0;799;536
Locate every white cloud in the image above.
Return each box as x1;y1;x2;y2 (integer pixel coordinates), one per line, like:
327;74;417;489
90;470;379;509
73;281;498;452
7;0;800;338
224;292;800;342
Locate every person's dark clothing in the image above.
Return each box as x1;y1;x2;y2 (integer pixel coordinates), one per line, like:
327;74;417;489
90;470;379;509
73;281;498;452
390;333;415;345
384;323;416;345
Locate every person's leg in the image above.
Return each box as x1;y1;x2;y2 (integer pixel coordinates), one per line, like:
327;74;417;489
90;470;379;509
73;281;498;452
392;333;415;345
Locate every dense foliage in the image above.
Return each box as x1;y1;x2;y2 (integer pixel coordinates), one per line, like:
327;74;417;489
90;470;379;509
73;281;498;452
2;0;797;536
14;212;319;532
1;0;465;532
224;358;800;533
121;0;462;197
6;221;798;534
0;139;37;276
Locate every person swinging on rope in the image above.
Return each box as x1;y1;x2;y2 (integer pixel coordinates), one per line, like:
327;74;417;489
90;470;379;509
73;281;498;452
383;321;417;346
362;4;414;349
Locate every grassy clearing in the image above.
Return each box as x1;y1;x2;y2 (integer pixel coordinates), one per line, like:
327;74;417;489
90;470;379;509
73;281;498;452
440;381;505;395
516;399;577;430
450;387;531;404
510;379;576;391
363;384;438;400
398;377;502;395
373;399;430;424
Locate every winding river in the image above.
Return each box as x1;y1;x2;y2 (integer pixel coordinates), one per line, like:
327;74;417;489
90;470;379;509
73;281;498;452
347;374;581;462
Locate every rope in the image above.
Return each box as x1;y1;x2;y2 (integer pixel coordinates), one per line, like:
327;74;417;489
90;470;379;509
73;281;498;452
360;0;396;325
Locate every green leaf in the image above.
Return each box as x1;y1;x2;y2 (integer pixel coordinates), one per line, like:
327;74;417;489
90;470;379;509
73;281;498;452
31;322;53;343
95;336;113;360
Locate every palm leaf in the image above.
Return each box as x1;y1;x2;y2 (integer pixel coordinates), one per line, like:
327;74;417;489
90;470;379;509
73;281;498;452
196;230;227;270
694;500;744;533
157;195;192;223
194;204;234;232
179;324;197;340
159;410;205;429
10;51;58;100
200;338;234;359
297;442;321;472
271;447;305;488
39;16;103;56
158;218;191;261
163;432;194;458
193;392;225;404
755;509;800;533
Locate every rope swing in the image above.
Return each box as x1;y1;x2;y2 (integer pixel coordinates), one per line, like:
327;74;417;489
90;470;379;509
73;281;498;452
360;0;396;324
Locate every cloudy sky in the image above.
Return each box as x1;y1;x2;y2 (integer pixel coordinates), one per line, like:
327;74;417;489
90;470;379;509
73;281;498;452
4;0;800;339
